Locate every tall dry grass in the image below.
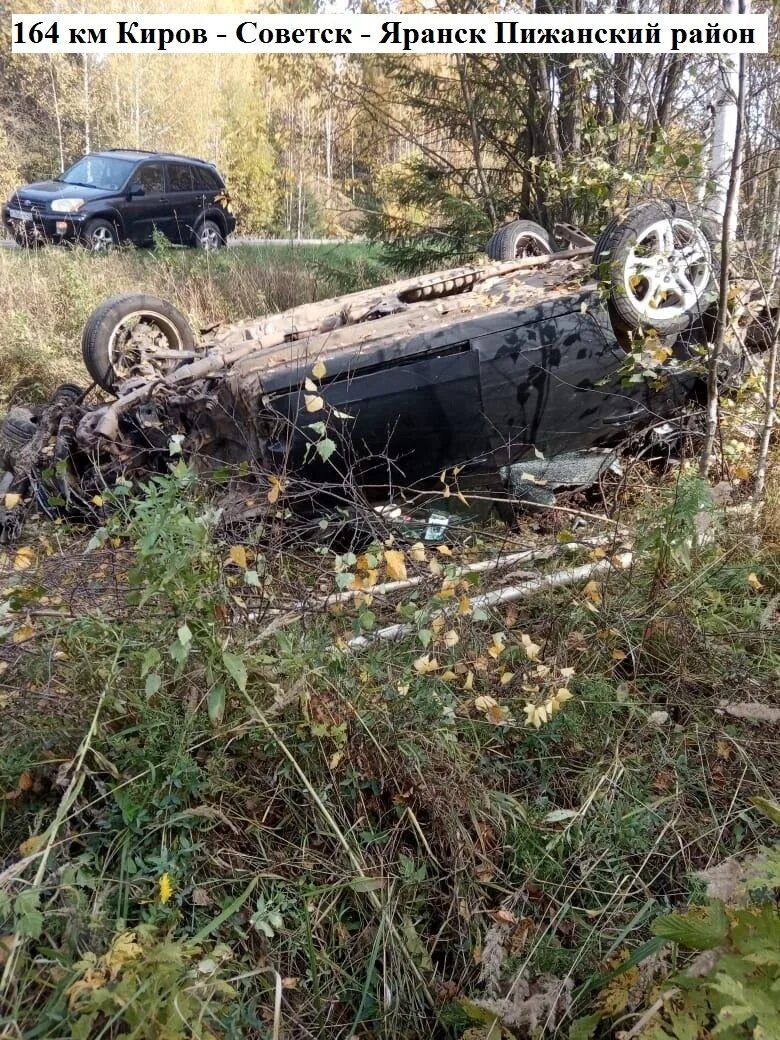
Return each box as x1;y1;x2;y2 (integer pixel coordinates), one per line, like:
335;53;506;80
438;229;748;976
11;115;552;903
0;241;390;403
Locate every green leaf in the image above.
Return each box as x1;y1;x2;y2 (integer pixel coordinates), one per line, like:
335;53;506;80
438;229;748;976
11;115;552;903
14;889;43;938
222;650;247;693
207;686;226;725
316;437;337;463
348;877;384;892
751;796;780;826
244;569;260;587
177;623;193;646
140;647;161;678
652;901;729;950
567;1013;602;1040
145;672;162;698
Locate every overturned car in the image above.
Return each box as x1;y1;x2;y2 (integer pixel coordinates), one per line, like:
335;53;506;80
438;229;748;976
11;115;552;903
0;200;770;536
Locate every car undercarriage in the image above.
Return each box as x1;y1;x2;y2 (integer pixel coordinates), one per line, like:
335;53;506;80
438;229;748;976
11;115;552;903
0;203;774;541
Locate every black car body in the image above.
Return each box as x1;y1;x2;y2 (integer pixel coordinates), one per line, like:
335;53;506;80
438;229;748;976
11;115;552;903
182;261;704;490
2;150;236;249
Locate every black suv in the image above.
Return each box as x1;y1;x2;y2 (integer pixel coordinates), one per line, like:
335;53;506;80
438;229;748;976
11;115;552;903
2;149;236;251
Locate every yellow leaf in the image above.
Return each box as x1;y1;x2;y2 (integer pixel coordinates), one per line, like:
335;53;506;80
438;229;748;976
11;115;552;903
13;547;35;571
474;695;499;714
413;654;439;674
437;545;453;556
410;542;427;562
456;491;469;506
429;559;442;576
560;667;575;679
67;967;107;1008
267;475;284;504
589;546;606;561
91;495;105;507
384;549;407;582
12;624;35;644
19;833;46;857
304;394;324;413
4;493;21;509
312;359;327;380
229;546;248;570
329;749;344;769
583;580;602;604
458;595;472;616
520;633;541;661
611;649;627;662
444;629;459;648
304;377;317;392
105;931;143;979
158;872;174;905
554;688;574;706
441;670;457;681
463;671;474;691
487;703;509;725
500;672;513;685
747;572;763;591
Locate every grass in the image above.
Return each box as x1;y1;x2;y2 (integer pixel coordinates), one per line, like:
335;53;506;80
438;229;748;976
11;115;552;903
0;239;393;404
0;459;778;1038
0;239;777;1038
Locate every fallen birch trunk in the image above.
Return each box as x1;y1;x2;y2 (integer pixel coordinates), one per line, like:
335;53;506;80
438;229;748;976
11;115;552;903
312;537;620;610
348;556;628;649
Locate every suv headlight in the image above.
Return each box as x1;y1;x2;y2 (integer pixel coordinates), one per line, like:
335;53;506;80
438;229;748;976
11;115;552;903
51;198;85;213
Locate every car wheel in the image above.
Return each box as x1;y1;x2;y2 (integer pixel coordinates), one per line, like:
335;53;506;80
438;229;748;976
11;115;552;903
83;218;119;252
51;383;86;405
195;219;225;250
486;220;555;261
81;294;196;393
599;200;719;336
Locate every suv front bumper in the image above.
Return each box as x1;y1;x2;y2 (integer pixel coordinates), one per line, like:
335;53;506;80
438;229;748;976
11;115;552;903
2;205;87;244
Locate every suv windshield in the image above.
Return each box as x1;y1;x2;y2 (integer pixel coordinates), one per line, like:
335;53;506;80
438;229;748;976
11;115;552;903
60;155;135;191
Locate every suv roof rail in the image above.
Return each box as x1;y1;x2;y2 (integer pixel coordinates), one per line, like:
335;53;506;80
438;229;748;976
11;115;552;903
101;148;215;166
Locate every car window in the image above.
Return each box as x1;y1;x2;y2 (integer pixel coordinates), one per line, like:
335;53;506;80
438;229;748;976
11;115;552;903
136;163;165;194
193;166;222;191
167;164;193;192
60;155;135;191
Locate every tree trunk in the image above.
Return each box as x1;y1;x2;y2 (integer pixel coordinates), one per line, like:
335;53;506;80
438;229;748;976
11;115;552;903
699;47;747;477
48;57;65;172
705;0;745;231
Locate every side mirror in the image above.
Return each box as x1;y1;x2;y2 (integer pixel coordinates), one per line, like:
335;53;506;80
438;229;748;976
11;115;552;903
128;181;145;197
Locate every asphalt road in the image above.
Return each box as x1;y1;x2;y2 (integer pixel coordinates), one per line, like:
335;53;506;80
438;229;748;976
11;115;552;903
0;235;356;250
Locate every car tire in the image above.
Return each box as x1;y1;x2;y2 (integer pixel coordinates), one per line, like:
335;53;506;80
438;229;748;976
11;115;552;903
194;219;225;250
591;214;623;268
83;218;119;252
1;412;38;450
486;220;555;261
599;200;719;336
81;294;196;393
52;383;86;405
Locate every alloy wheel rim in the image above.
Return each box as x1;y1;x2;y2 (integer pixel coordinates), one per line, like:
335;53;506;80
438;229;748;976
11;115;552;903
200;225;220;249
91;226;115;251
622;217;712;322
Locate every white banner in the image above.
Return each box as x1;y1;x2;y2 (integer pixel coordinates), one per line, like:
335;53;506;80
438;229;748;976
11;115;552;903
10;12;769;55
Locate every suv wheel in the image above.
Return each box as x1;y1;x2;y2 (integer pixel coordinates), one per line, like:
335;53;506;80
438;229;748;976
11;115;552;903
81;294;196;393
598;200;718;335
195;219;225;250
486;220;555;261
83;219;119;252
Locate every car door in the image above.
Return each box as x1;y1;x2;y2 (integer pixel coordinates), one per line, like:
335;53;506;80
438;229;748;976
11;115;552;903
122;162;171;244
472;296;668;461
165;163;200;243
264;344;491;487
